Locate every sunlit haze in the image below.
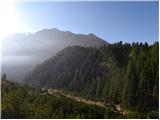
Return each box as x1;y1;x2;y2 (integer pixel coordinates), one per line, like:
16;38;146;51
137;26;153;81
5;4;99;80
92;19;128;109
0;1;158;44
1;1;159;119
0;0;29;40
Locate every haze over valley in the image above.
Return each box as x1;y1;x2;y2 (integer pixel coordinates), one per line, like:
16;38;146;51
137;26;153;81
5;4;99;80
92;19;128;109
2;28;107;81
1;1;158;119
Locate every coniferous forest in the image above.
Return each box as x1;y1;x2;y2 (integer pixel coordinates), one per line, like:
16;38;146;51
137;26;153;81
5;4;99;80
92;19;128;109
2;41;159;119
0;0;158;119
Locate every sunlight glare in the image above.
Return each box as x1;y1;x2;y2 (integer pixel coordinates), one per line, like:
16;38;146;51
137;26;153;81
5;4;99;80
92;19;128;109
0;0;22;40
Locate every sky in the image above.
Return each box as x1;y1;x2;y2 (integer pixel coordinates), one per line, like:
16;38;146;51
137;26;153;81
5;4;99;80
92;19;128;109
0;1;158;44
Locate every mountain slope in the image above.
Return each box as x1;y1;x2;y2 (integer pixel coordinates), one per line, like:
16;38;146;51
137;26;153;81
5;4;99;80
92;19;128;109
23;42;159;118
2;28;107;81
23;44;130;95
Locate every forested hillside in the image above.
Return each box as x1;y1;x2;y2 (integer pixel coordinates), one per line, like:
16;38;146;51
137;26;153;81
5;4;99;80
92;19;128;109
23;42;159;118
2;28;107;82
2;79;106;119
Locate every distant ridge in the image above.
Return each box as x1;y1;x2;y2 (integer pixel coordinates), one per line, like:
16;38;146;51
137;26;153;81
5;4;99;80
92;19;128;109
2;28;108;82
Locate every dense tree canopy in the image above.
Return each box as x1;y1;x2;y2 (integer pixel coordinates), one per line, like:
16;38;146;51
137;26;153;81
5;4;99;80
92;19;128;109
2;80;106;119
2;41;159;119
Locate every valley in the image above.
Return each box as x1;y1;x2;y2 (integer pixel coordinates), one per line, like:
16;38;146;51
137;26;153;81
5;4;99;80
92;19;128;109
1;0;158;119
40;88;129;116
2;41;159;119
41;88;105;107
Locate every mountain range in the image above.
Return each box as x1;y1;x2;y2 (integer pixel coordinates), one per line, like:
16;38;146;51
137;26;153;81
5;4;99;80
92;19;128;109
2;28;108;81
1;28;159;118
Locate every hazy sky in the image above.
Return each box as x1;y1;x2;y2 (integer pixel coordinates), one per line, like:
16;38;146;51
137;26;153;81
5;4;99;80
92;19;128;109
2;1;159;44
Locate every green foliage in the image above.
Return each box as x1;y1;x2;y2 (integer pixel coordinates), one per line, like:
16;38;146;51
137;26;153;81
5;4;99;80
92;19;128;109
147;111;159;119
104;108;125;119
3;41;159;118
123;42;159;112
2;82;105;119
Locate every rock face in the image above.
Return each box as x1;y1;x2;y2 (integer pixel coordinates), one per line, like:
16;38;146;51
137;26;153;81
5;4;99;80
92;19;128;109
2;28;108;81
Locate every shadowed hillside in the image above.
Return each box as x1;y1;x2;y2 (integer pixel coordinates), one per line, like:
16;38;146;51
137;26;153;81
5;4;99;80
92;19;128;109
23;42;159;119
2;28;107;82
